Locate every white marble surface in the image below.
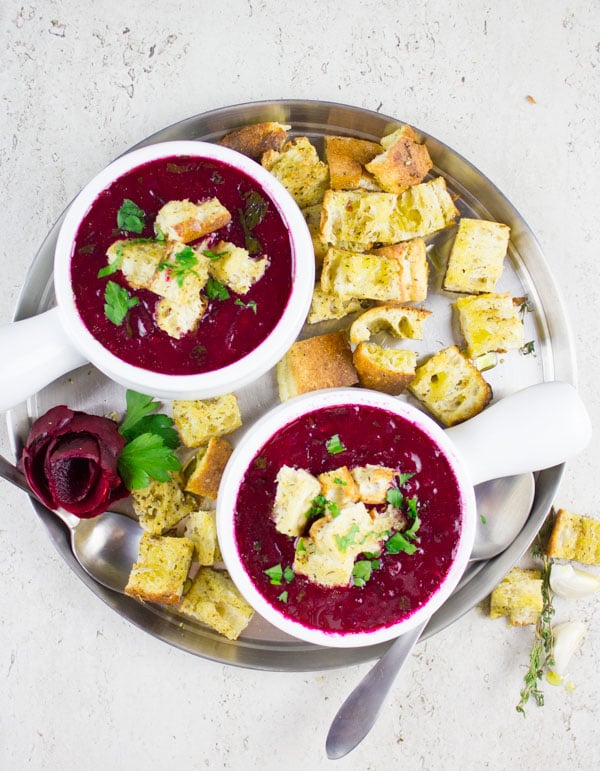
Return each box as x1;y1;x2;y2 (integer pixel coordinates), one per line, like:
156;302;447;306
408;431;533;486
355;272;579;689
1;1;599;768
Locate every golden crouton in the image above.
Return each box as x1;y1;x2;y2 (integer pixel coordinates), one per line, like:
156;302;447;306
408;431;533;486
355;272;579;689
173;394;242;448
183;436;233;499
132;473;196;534
489;567;543;626
320;248;408;303
408;345;492;427
392;177;459;242
155;294;208;340
350;465;396;505
443;218;510;294
303;204;329;270
276;330;358;401
178;567;254;640
219;121;290;160
272;465;322;536
207;240;269;295
106;239;169;289
365;125;433;194
262;136;330;208
155;198;231;243
183;509;222;566
125;532;194;605
294;537;356;588
349;303;431;344
307;285;368;324
317;466;360;507
455;292;525;358
546;509;600;566
370;238;429;303
353;343;417;394
323;135;382;190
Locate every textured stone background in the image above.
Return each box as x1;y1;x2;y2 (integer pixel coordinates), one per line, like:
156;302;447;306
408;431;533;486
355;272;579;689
1;1;599;768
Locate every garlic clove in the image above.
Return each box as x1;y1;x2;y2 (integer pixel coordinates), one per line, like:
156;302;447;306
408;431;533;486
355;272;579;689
547;621;586;684
549;563;600;598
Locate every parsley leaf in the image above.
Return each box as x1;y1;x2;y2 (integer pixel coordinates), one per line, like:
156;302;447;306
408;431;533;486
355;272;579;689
117;432;182;490
104;280;139;326
117;199;145;234
234;298;258;313
206;278;230;301
121;413;179;449
335;523;360;553
158;245;199;287
278;591;289;603
203;248;227;261
98;243;124;278
386;487;403;509
306;494;340;520
352;559;373;588
385;532;417;555
326;434;346;455
264;564;284;585
238;190;268;254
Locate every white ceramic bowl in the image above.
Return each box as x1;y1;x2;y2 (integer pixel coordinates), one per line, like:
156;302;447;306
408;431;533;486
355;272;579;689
0;141;314;409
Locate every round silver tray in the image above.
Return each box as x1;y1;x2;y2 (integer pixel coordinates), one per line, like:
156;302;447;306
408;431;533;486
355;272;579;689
6;100;575;671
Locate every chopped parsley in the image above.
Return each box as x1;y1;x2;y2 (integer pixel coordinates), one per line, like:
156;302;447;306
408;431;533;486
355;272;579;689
117;198;145;234
103;280;139;326
520;340;536;356
265;564;294;586
234;298;258;313
278;591;289;603
306;494;340;520
157;245;200;287
335;523;360;553
352;559;373;588
202;248;227;261
238;190;268;254
206;277;230;301
98;242;124;278
326;434;346;455
385;531;417;556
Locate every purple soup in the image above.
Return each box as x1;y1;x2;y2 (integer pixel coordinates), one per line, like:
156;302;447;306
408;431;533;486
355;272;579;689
234;404;464;636
70;154;294;375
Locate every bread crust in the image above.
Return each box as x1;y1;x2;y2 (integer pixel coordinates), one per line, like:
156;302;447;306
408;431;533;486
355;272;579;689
353;342;417;394
184;436;233;499
219;121;290;160
324;136;382;190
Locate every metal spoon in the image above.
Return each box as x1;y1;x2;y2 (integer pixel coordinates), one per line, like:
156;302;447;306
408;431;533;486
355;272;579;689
325;471;536;760
0;453;142;593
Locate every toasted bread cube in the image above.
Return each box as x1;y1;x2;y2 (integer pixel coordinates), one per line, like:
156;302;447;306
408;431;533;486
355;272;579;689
207;240;269;295
276;330;358;401
125;533;194;605
546;509;600;566
309;503;383;564
183;509;222;566
173;394;242;448
178;567;254;640
307;285;367;324
408;345;492;427
155;294;208;339
353;343;417;395
349;303;431;344
294;537;356;588
155;198;231;243
262;136;329;208
323;135;382;190
272;465;321;536
319;190;399;250
149;245;210;302
320;248;406;303
391;177;459;242
489;567;543;626
370;238;429;302
351;465;396;505
219;121;290;160
303;204;329;270
455;292;525;358
443;218;510;294
365;125;433;194
317;467;361;507
132;473;196;534
183;436;233;499
106;239;169;289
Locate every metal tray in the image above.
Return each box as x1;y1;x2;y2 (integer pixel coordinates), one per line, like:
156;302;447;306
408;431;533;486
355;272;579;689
6;100;575;671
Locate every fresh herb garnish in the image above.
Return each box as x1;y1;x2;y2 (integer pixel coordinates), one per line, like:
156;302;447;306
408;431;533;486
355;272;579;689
278;591;289;603
352;560;373;587
157;246;200;287
326;434;346;455
206;277;230;301
265;564;284;585
238;190;268;254
333;477;347;486
118;390;179;448
234;298;258;313
104;280;139;326
117;199;145;234
203;248;227;261
283;566;295;584
386;487;404;509
335;523;360;553
306;494;340;520
520;340;536;356
385;531;418;556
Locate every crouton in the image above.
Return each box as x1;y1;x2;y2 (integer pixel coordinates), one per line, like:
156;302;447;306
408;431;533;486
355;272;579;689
276;330;358;401
349;303;431;344
307;285;368;324
183;509;222;566
455;292;525;358
294;537;357;588
219;121;290;160
370;238;429;302
323;135;382;190
408;345;492;427
155;198;231;243
178;567;254;640
303;204;329;270
353;342;417;394
489;567;543;626
207;240;269;295
365;125;433;194
272;465;321;536
546;509;600;566
106;239;169;289
350;465;396;505
125;532;194;605
155;294;208;340
132;473;196;534
173;394;242;448
392;177;459;242
183;435;233;499
149;244;210;301
317;466;360;507
320;248;408;303
262;136;330;208
443;218;510;294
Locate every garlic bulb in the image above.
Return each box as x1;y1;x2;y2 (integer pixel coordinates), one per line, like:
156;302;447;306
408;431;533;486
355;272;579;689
549;564;600;598
547;621;586;684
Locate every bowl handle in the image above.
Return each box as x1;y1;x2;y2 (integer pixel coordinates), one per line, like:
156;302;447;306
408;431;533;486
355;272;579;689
0;307;88;411
445;381;592;486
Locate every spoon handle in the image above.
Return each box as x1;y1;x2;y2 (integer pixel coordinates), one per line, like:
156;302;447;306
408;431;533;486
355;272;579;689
0;453;30;495
325;620;427;759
